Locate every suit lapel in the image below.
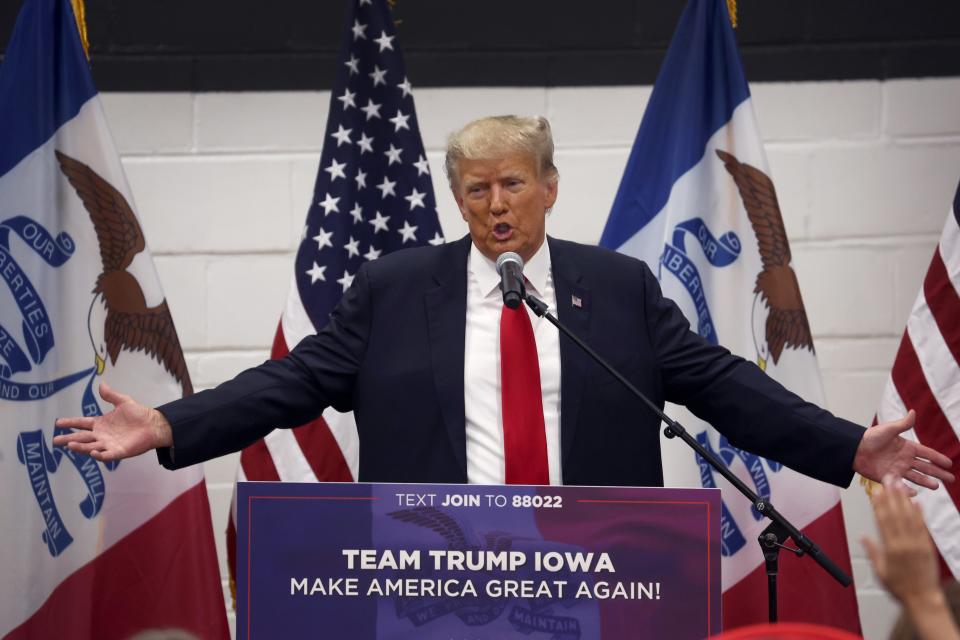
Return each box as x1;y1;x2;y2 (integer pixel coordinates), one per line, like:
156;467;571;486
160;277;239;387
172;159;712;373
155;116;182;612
548;237;591;470
425;235;471;478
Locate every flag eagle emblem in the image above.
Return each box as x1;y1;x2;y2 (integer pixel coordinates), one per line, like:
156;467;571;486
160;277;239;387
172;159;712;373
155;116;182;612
55;150;193;396
715;149;814;371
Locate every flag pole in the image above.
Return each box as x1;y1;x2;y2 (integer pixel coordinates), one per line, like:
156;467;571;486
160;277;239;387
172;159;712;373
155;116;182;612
69;0;90;59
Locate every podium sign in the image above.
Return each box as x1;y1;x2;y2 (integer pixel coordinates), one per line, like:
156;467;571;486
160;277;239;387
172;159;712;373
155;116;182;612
237;482;721;639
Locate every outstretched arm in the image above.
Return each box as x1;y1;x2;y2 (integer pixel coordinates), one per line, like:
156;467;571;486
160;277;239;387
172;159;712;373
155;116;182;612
854;410;955;492
53;382;173;461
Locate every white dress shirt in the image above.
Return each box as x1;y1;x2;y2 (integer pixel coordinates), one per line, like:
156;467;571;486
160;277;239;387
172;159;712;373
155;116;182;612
463;241;562;485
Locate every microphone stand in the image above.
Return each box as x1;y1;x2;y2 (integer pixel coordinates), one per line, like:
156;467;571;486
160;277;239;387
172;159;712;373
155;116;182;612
523;292;852;622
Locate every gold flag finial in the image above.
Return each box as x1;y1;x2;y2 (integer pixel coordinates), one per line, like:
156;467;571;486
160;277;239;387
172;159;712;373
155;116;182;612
860;474;881;498
70;0;90;60
726;0;737;28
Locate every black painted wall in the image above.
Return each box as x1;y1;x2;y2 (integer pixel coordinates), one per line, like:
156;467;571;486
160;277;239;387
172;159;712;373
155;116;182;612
1;0;959;90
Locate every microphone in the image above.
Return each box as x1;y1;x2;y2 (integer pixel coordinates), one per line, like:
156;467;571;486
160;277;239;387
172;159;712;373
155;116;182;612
496;252;525;309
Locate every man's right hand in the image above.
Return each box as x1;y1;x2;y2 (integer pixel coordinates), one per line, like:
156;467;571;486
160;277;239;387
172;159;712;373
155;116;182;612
53;382;173;462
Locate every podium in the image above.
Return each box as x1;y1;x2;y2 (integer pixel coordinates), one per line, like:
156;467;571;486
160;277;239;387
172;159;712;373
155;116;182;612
237;482;721;639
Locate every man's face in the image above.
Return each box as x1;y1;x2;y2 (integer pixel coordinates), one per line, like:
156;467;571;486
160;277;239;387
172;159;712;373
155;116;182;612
453;153;558;264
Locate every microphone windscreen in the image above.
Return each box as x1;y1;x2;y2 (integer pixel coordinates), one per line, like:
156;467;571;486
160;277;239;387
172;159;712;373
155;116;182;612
495;251;524;274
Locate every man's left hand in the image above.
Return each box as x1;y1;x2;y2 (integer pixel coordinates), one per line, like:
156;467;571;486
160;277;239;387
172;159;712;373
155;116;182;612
853;410;955;493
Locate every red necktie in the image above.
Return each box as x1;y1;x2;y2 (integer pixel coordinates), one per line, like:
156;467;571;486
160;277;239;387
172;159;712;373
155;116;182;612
500;303;549;485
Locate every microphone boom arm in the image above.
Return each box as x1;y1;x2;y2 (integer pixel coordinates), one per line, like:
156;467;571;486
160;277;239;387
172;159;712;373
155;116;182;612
523;291;852;589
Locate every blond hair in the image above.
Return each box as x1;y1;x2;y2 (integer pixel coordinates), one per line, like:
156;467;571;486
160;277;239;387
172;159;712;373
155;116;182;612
444;115;559;188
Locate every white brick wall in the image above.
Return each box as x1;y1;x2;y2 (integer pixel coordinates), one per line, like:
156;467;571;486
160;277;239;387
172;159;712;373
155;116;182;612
99;77;960;639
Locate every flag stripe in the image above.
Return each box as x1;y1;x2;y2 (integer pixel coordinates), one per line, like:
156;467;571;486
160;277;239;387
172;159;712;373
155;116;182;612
263;429;320;482
5;483;228;640
907;285;960;439
879;381;960;579
269;321;354;481
291;420;353;481
925;249;960;366
891;335;960;509
239;440;281;482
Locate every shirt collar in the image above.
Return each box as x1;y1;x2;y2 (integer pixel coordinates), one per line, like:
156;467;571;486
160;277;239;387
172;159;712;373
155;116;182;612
469;239;551;299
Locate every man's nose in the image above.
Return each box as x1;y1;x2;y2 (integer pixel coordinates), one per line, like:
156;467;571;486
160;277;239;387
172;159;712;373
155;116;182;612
490;185;507;215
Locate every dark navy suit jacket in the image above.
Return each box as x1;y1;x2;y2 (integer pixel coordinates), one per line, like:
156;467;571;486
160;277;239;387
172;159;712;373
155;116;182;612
158;235;864;487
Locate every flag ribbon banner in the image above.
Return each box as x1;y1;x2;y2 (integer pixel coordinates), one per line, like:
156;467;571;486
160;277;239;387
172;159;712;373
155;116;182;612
1;0;228;637
600;0;860;631
226;0;444;595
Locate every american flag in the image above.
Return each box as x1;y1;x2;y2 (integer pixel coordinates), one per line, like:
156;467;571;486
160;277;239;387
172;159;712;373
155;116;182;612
225;0;443;592
872;181;960;579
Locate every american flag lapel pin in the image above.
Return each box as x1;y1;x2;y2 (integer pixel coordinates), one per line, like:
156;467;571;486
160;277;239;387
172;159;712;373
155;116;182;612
571;294;582;309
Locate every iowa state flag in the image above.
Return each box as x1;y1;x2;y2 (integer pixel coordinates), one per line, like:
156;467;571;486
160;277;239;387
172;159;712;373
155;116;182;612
0;1;228;637
600;0;860;632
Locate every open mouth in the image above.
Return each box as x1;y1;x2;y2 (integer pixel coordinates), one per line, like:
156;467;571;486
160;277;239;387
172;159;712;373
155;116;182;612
492;223;513;241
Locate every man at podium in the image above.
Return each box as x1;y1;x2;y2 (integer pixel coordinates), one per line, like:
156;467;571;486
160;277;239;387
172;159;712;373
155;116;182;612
54;115;954;493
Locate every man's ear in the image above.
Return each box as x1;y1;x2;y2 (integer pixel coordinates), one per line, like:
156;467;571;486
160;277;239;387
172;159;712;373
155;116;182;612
544;178;558;210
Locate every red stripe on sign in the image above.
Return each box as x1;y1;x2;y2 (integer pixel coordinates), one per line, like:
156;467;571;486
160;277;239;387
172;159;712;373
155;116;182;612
925;248;960;366
6;482;228;640
722;503;860;633
891;335;960;509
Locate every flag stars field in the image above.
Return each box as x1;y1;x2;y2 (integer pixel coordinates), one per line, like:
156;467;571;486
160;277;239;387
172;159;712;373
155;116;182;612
398;220;418;243
384;144;402;165
361;99;382;121
350;203;364;224
369;65;387;86
351;20;367;40
374;31;394;52
288;0;444;437
313;228;334;250
336;270;355;292
404;188;426;210
368;211;390;233
344;54;360;75
389;110;410;132
324;159;347;181
376;176;396;198
319;193;340;215
413;154;430;176
357;132;375;153
337;88;356;110
330;125;352;146
306;262;327;284
344;236;361;258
